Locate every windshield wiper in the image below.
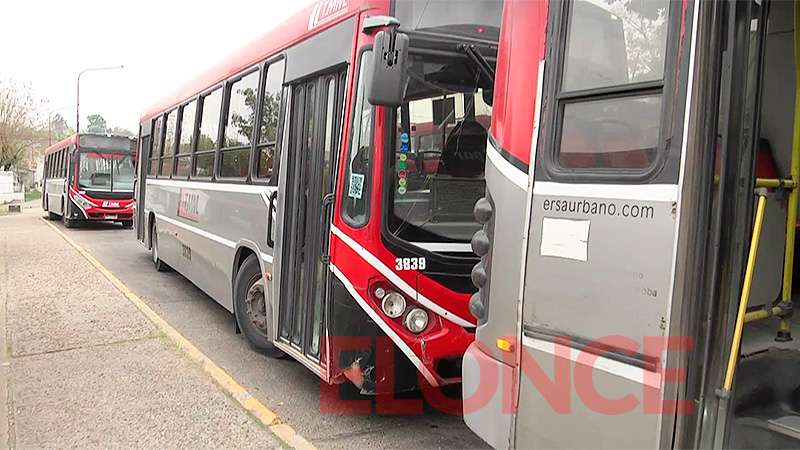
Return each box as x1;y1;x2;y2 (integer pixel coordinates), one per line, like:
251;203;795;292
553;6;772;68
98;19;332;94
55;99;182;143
458;44;495;87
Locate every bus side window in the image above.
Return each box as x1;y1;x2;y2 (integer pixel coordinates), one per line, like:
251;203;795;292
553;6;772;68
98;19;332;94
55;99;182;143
341;50;374;228
219;68;260;179
149;115;164;177
553;0;669;172
194;87;223;179
176;99;197;178
160;109;178;178
255;58;285;182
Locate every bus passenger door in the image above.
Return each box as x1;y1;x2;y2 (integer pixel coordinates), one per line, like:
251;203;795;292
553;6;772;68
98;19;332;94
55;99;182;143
276;68;347;367
134;123;151;243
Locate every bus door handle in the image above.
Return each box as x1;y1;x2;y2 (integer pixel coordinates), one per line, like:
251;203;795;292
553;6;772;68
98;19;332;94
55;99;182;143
267;190;278;248
319;192;336;264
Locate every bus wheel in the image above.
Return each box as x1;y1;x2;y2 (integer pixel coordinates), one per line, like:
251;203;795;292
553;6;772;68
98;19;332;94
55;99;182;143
61;200;75;228
150;221;171;272
234;255;283;358
121;220;133;228
47;211;59;221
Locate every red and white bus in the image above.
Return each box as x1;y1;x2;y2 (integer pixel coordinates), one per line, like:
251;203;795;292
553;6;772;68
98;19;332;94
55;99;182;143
43;133;137;228
460;0;800;448
134;0;503;393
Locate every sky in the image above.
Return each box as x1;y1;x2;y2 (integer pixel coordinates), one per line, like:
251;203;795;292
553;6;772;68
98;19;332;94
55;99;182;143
0;0;317;134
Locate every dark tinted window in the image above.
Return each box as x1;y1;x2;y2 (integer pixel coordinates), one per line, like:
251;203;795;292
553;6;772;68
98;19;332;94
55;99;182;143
562;0;668;92
223;70;260;148
198;88;222;152
160;109;177;176
341;52;373;227
178;100;196;154
194;88;222;177
149;116;163;176
256;59;285;180
554;0;669;171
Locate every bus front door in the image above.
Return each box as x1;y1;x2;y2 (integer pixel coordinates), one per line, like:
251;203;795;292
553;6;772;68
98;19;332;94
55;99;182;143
512;0;695;448
276;68;347;369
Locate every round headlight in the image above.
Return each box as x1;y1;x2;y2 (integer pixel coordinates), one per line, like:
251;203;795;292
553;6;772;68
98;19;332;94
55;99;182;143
381;291;406;318
404;308;429;334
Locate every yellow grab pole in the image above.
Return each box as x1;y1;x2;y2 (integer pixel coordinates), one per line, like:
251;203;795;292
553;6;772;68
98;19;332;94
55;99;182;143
743;306;785;324
778;0;800;340
723;190;768;392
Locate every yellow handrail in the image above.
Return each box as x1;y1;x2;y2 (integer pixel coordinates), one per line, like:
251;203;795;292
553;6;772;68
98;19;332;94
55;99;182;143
723;190;768;391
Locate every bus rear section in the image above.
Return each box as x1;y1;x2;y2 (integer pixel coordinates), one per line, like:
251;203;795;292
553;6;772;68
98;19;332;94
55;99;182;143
43;133;136;228
465;0;800;448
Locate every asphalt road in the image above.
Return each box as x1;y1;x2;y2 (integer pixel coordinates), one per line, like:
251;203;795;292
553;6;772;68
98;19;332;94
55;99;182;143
50;216;489;450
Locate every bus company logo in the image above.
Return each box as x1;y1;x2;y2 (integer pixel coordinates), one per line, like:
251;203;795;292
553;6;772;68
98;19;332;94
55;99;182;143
178;189;200;222
308;0;348;30
101;201;121;208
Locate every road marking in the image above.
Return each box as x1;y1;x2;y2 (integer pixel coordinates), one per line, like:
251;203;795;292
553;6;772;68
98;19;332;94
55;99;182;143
40;218;316;450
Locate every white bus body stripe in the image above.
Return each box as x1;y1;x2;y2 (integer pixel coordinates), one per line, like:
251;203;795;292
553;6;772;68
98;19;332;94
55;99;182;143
409;242;474;253
155;212;273;264
521;335;662;389
330;225;475;328
155;213;236;248
330;264;438;386
533;182;679;203
487;142;528;191
148;178;273;196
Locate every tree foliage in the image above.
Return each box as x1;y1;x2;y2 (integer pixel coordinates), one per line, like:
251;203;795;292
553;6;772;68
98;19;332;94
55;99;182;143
0;79;46;170
86;113;107;133
50;113;75;142
601;0;667;82
110;126;135;137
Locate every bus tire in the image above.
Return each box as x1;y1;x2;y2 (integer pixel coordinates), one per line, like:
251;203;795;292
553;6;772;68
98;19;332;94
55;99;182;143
48;211;59;221
62;214;75;229
121;220;133;228
150;221;172;272
234;255;283;358
61;198;75;228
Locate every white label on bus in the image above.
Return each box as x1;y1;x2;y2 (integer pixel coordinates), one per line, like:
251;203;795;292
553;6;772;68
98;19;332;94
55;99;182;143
395;257;426;271
348;173;365;199
540;217;590;262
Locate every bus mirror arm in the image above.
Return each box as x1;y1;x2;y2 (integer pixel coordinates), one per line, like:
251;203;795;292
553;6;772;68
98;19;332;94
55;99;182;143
267;190;278;248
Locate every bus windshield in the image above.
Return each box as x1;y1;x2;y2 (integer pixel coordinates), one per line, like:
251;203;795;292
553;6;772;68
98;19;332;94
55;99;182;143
78;152;136;192
386;52;492;245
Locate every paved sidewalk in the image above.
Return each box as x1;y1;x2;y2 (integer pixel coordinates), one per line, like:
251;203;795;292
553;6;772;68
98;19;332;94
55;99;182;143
0;207;282;449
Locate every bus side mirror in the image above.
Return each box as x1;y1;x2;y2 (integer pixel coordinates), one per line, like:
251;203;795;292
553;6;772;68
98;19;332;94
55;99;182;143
368;30;409;108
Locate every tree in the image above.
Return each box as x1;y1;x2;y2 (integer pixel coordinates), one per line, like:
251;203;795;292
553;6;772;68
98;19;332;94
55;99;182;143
50;113;75;142
0;79;46;170
86;114;107;133
602;0;667;82
110;126;135;137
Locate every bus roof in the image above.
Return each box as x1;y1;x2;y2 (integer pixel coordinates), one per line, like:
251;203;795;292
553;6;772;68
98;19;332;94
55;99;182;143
139;0;370;123
45;133;136;155
44;134;79;155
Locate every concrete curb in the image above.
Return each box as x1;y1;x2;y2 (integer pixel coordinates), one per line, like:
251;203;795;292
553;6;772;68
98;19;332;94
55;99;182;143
40;217;317;450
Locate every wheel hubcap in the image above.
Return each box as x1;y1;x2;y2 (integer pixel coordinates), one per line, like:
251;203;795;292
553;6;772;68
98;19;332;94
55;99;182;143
245;277;268;337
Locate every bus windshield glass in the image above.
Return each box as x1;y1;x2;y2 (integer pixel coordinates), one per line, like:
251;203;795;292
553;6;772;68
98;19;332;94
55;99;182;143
386;52;493;246
78;152;136;192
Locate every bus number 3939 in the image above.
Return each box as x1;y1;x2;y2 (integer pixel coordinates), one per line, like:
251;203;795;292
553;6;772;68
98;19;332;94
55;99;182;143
396;257;426;271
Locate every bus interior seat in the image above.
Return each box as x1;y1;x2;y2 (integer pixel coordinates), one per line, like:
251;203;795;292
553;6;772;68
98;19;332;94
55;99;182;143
436;120;488;178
